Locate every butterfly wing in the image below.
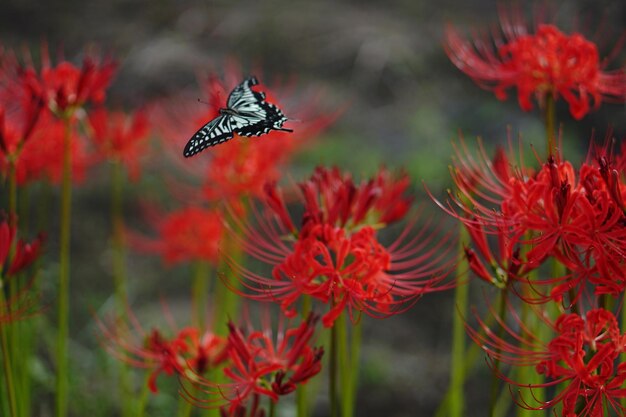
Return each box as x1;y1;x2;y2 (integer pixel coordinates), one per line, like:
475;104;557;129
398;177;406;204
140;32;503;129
227;76;291;136
227;76;264;109
183;115;234;157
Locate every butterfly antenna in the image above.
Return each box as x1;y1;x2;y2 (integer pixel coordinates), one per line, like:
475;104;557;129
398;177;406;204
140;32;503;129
197;98;210;106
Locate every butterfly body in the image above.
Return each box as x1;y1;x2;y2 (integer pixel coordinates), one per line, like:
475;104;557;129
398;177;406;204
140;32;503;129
183;76;293;157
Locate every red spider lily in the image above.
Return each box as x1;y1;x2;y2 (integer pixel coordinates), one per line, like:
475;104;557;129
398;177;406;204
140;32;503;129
444;10;626;119
463;221;527;290
0;78;44;156
126;205;225;265
183;313;323;414
433;138;527;232
435;138;626;305
18;45;117;117
226;167;455;327
498;154;626;303
0;46;94;185
0;217;44;323
88;108;151;181
150;61;336;205
294;166;413;234
468;305;626;417
0;218;43;277
9;116;91;185
0;50;45;180
96;306;228;393
201;136;300;206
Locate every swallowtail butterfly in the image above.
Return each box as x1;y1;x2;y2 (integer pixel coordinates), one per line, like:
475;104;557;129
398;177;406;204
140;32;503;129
183;76;293;157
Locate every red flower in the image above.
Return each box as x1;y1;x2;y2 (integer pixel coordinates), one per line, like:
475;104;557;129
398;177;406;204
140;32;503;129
463;222;526;289
19;45;117;116
0;49;45;178
469;306;626;417
88;108;151;181
0;46;99;185
0;218;43;323
0;219;42;277
11;116;91;185
126;205;225;265
201;136;300;205
295;166;413;233
226;166;455;327
96;306;228;393
436;138;626;305
445;12;626;119
185;313;323;414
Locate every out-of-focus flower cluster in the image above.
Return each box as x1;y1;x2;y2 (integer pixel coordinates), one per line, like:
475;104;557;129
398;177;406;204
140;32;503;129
0;217;43;323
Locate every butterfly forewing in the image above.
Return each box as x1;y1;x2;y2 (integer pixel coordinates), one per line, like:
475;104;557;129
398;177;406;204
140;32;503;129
183;115;234;157
227;76;265;109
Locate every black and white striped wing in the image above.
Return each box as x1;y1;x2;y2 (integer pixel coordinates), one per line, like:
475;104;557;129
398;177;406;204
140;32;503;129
227;76;264;109
183;115;234;157
227;76;290;136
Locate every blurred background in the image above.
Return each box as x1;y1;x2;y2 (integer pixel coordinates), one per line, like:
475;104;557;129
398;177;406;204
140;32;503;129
2;0;626;416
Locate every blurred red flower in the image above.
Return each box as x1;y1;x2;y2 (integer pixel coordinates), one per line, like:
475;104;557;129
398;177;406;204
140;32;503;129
227;166;455;327
88;108;151;181
445;12;626;119
11;116;91;185
126;205;225;265
0;45;112;185
18;45;117;117
0;49;45;181
0;217;43;323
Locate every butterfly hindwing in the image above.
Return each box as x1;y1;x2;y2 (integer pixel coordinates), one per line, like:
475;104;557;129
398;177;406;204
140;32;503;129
183;115;235;157
232;102;289;137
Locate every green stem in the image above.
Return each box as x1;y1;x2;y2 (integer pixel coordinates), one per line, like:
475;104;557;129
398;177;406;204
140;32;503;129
515;284;541;416
449;226;469;417
177;394;194;417
329;317;339;417
56;117;73;417
135;373;151;417
7;163;25;416
544;93;556;158
111;161;127;309
345;317;361;417
337;313;349;417
0;289;18;417
192;261;210;328
297;296;312;417
434;313;498;417
110;161;134;417
268;399;276;417
214;205;247;335
489;290;508;417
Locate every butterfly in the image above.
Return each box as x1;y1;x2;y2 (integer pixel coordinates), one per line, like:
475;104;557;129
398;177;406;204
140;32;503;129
183;76;293;157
